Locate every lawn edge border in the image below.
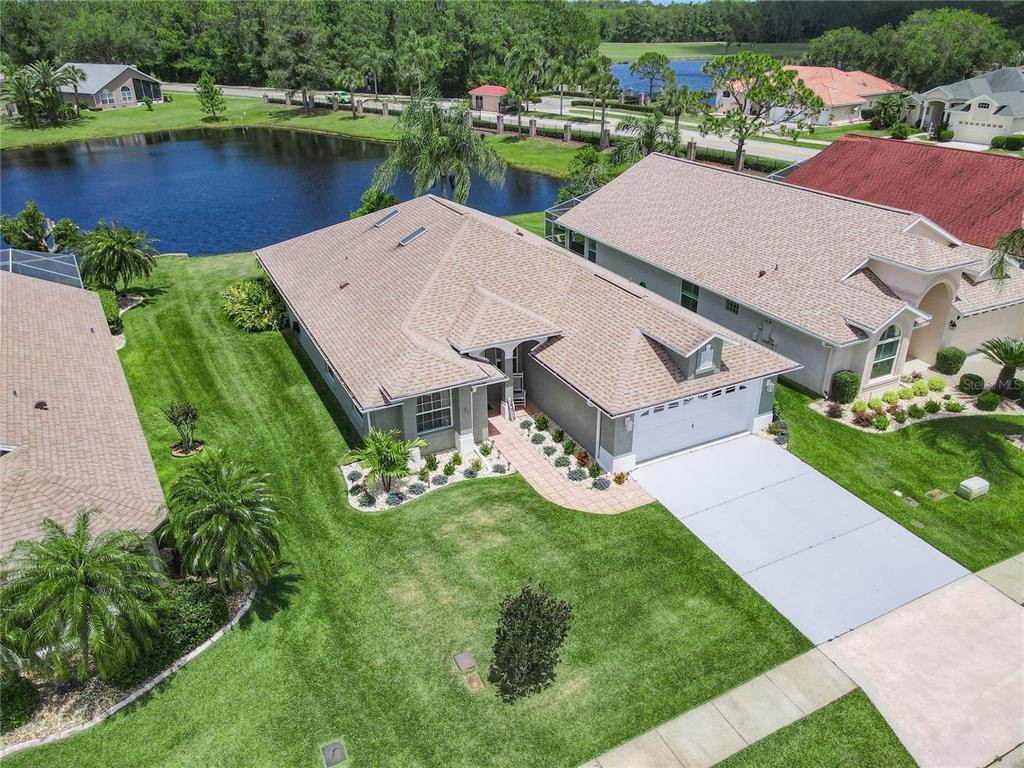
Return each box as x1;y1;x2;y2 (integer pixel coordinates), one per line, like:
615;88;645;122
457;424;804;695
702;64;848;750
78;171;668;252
0;583;257;759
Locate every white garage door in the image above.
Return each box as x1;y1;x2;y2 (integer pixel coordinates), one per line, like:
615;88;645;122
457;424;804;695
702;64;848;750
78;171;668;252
633;383;756;463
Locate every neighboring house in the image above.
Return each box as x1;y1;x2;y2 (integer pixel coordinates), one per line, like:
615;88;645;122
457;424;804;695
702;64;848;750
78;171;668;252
911;66;1024;144
548;153;993;399
782;135;1024;351
256;196;798;472
469;84;506;112
56;62;162;110
715;66;904;126
0;262;165;556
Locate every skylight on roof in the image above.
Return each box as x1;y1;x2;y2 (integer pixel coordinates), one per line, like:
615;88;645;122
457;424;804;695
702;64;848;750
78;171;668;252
373;209;400;228
399;226;427;247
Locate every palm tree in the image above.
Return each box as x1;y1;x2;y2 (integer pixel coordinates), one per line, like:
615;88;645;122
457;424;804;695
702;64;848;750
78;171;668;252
372;99;507;204
0;509;164;681
505;77;530;137
336;67;365;119
658;81;706;136
358;46;389;104
397;32;440;99
1;69;40;128
978;337;1024;394
166;450;281;593
507;38;545;113
584;58;620;150
79;221;159;295
548;58;576;116
63;64;86;117
988;213;1024;288
345;429;428;493
27;60;77;123
609;111;675;165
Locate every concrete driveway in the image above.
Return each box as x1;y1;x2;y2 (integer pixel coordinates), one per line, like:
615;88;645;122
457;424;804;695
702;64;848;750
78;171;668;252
632;435;968;644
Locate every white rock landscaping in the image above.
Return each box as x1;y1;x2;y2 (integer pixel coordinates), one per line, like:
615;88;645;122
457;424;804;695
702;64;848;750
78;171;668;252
515;414;620;491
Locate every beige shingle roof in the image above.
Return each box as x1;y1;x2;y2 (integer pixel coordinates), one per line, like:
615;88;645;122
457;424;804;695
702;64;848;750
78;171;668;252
955;268;1024;316
256;196;798;417
1;272;165;555
556;154;987;345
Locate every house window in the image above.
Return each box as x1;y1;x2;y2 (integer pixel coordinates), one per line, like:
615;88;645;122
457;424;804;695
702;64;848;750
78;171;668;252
870;324;901;379
120;85;134;103
725;299;739;314
100;89;115;105
473;95;483;110
977;102;990;110
680;279;699;311
586;239;596;263
416;390;452;434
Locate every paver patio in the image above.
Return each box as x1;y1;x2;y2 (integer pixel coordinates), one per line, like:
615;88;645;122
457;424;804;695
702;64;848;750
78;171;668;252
486;412;652;514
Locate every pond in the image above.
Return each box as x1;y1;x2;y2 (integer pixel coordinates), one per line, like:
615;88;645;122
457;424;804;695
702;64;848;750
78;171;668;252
0;127;564;255
611;60;714;99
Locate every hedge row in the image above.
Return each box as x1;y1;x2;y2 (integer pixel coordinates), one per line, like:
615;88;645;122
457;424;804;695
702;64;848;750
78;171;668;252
991;134;1024;150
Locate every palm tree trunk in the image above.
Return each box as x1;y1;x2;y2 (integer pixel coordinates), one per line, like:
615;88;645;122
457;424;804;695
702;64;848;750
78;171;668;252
674;113;680;134
73;85;80;117
997;365;1016;392
302;88;309;115
559;85;564;115
351;97;357;120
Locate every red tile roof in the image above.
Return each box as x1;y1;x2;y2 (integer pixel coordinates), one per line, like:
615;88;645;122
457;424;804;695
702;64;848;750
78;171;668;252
468;85;507;96
784;135;1024;248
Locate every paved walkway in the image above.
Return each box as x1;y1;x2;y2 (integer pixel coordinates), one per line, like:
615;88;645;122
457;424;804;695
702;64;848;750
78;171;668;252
486;413;652;514
978;552;1024;604
583;649;855;768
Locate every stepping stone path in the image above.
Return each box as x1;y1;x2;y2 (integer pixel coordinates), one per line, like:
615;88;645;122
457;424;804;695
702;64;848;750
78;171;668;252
925;489;947;501
453;650;476;672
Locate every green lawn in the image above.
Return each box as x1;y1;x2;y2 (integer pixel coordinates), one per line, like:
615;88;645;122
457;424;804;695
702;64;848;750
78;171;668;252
797;122;892;142
777;384;1024;572
717;691;916;768
503;211;546;237
599;41;807;63
7;253;809;767
485;134;577;177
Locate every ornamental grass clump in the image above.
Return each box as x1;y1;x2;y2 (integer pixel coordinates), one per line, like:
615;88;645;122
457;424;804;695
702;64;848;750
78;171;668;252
587;462;601;479
928;377;945;392
868;397;884;412
912;380;929;397
479;442;493;457
543;445;556;456
908;403;926;418
567;468;587;481
531;433;546;445
873;414;890;431
221;275;288;332
881;390;899;406
554;455;570;467
924;399;941;414
563;439;575;454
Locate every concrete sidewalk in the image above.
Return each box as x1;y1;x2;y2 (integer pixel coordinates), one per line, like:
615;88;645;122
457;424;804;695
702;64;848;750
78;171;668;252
583;649;855;768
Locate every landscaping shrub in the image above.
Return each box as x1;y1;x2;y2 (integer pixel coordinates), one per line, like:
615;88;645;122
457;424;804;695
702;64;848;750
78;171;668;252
613;472;626;485
881;390;899;405
533;414;548;431
143;96;153;111
908;403;926;418
0;676;40;734
976;392;1003;411
96;288;123;334
346;470;362;482
852;399;868;413
442;460;456;476
452;451;463;466
1005;134;1024;151
221;275;287;332
852;410;875;427
163;400;199;452
492;463;507;474
105;579;228;689
431;474;448;486
825;402;843;418
897;387;914;400
531;433;546;444
554;455;570;467
991;135;1007;149
348;483;363;496
889;123;912;139
892;410;907;423
479;442;492;457
576;450;590;467
935;346;966;374
358;491;376;507
587;462;601;479
1005;378;1024;401
943;401;965;412
867;397;884;412
592;477;611;490
937;129;954;142
543;445;556;456
924;399;941;413
519;419;533;430
927;376;945;392
873;415;890;431
959;373;984;394
912;380;929;397
417;467;429;482
471;458;482;472
567;468;586;481
553;428;565;443
563;439;575;454
386;492;406;506
407;482;426;495
424;454;439;471
462;468;478;479
860;107;875;120
830;370;861;404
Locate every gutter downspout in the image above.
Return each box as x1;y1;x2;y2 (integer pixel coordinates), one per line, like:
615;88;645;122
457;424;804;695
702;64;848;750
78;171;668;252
820;342;836;397
594;407;602;467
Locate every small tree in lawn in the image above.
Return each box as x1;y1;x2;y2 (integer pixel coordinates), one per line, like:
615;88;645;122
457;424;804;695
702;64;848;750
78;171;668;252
336;67;364;119
0;200;80;253
79;221;158;295
700;52;824;170
195;72;226;120
630;51;670;100
870;93;909;130
489;583;573;703
163;400;199;453
344;429;428;493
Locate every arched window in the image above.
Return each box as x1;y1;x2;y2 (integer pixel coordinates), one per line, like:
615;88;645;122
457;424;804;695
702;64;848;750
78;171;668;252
120;85;134;103
871;325;901;379
100;89;115;105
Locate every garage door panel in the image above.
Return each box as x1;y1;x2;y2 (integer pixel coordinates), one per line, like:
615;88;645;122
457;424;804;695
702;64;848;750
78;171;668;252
633;384;755;463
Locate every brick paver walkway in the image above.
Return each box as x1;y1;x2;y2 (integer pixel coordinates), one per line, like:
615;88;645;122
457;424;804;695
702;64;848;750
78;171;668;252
487;413;652;514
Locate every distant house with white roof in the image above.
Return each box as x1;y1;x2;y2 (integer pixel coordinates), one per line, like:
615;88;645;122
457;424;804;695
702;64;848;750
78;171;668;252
56;63;162;110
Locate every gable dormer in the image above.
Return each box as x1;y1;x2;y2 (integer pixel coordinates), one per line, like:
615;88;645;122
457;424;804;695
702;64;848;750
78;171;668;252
644;331;727;380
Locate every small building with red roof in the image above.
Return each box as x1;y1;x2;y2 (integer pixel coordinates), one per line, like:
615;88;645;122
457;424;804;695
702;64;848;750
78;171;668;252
783;134;1024;353
468;84;507;113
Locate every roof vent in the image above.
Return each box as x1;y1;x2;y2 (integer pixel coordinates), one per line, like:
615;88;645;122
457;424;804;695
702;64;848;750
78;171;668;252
399;226;427;247
339;281;349;290
758;269;767;278
373;209;400;228
34;400;48;410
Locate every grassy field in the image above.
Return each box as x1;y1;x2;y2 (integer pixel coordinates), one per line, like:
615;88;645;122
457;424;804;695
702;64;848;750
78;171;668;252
797;122;892;141
777;384;1024;572
504;211;546;237
0;93;577;177
717;691;916;768
599;42;807;63
6;253;809;767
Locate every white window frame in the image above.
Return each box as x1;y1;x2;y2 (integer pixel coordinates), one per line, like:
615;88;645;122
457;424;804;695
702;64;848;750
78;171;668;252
680;279;699;311
120;85;134;103
697;344;716;373
870;324;901;380
415;390;452;434
100;89;115;105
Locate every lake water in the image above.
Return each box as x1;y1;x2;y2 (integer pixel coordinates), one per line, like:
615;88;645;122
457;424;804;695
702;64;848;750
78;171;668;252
0;127;563;255
611;60;713;98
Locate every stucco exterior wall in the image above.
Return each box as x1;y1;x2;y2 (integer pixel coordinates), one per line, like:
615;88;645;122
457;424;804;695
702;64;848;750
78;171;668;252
599;412;633;458
946;304;1024;352
524;354;598;456
370;404;403;433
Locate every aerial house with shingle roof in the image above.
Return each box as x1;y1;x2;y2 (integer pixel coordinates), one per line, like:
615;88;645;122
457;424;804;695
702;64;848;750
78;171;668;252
57;62;162;110
548;153;994;400
256;196;798;472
